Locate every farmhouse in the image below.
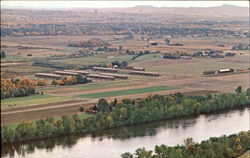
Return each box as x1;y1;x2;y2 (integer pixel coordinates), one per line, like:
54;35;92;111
217;69;234;74
209;54;224;58
87;74;115;80
150;41;158;46
64;70;89;75
35;73;61;79
180;56;191;59
86;78;93;82
203;70;215;75
100;73;128;79
92;67;118;73
225;52;236;57
54;71;78;76
129;71;160;77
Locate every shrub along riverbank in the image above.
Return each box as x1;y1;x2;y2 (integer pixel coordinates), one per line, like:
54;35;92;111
1;88;250;144
121;131;250;158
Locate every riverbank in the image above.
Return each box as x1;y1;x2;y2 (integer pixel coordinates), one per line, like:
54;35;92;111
1;91;249;144
2;107;249;158
121;131;250;158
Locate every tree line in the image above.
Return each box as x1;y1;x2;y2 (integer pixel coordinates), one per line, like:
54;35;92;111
51;74;88;86
1;78;36;99
121;131;250;158
1;87;249;143
131;50;160;61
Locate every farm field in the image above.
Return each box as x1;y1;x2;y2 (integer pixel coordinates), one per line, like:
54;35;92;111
134;55;249;76
75;85;179;99
1;94;76;110
1;23;249;125
1;71;248;125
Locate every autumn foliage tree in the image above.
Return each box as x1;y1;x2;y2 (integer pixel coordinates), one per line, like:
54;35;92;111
1;78;36;99
36;79;47;86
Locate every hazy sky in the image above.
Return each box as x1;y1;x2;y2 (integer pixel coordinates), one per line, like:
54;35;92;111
1;1;249;9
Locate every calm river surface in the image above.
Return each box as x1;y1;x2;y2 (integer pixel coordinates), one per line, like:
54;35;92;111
2;107;249;158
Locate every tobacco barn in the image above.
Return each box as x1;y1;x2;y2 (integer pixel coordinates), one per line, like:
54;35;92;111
87;74;115;80
35;73;61;79
54;71;78;76
92;67;118;73
129;71;160;77
64;70;89;75
100;73;128;79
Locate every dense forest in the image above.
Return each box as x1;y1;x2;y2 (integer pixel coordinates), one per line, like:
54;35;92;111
121;131;250;158
1;88;249;143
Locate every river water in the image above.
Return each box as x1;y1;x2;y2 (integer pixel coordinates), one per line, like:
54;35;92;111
1;107;249;158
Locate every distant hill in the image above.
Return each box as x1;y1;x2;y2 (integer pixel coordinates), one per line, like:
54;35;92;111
110;5;249;17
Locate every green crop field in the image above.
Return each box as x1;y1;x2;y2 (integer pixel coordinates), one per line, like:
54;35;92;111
1;94;75;110
44;80;136;92
75;85;179;99
75;80;135;90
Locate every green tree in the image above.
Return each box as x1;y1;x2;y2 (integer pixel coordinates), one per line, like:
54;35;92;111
164;38;170;44
235;86;242;93
134;148;152;158
121;61;128;68
121;152;133;158
75;74;87;84
246;88;250;96
51;80;58;85
97;99;110;113
79;106;85;112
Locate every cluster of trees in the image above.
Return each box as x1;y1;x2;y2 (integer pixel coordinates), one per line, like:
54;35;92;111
78;63;108;70
51;74;88;86
32;61;75;70
67;40;110;48
36;79;47;86
126;49;136;55
192;51;203;57
0;51;6;58
2;87;249;143
132;50;160;60
1;78;36;99
232;44;250;50
111;61;128;68
163;52;191;59
1;115;97;143
121;131;250;158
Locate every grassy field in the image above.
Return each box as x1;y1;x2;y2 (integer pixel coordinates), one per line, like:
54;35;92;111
49;54;134;65
5;112;94;129
75;80;135;90
134;55;249;76
75;85;179;99
44;80;136;91
1;94;75;110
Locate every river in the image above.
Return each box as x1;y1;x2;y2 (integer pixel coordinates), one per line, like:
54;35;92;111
1;107;249;158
